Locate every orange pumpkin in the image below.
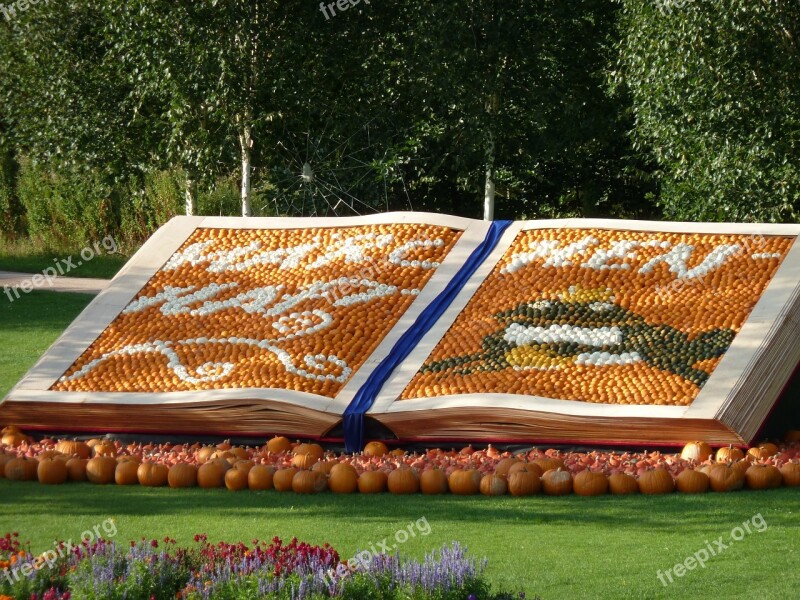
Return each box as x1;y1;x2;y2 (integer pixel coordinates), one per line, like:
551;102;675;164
266;436;292;454
479;473;507;496
680;441;713;463
637;468;674;495
387;467;419;495
573;470;608;496
37;457;68;485
248;465;276;491
292;470;327;494
115;461;140;485
707;463;745;493
86;457;117;484
168;463;198;488
328;464;359;494
448;469;481;495
273;468;299;492
542;468;573;496
507;467;541;496
137;462;169;487
357;470;387;494
197;460;229;488
363;441;389;457
419;468;449;495
744;464;782;490
675;469;709;494
225;468;249;491
608;472;639;495
55;440;91;459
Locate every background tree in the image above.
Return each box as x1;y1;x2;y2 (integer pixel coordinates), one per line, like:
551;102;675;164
616;0;800;222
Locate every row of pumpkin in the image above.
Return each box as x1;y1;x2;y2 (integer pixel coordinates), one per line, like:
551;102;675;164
2;447;799;495
1;426;799;495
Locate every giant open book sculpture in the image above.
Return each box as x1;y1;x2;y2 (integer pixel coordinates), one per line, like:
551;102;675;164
3;213;799;450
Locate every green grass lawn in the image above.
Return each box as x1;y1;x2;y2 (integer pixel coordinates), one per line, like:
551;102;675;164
1;289;799;598
1;481;798;599
0;291;95;397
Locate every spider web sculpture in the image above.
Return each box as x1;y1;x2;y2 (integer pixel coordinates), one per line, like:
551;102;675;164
259;117;415;217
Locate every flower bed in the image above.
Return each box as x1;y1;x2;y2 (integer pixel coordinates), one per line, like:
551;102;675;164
0;533;525;600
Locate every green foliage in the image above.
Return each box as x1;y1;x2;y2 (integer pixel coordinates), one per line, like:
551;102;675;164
616;0;800;221
16;158;116;248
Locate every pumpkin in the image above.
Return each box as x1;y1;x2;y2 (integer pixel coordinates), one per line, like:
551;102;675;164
608;472;639;495
542;468;573;496
273;468;299;492
390;448;405;457
229;447;249;460
267;435;292;454
779;462;800;486
507;468;542;496
448;469;482;495
747;443;779;461
328;464;359;494
363;441;389;457
55;440;90;459
266;436;292;454
248;465;275;491
225;468;249;491
37;450;62;461
387;467;419;494
420;468;448;495
533;457;565;473
573;470;608;496
10;457;38;480
637;468;674;495
196;446;217;464
292;469;327;494
86;456;117;484
197;460;229;488
493;458;520;477
0;453;11;478
680;441;713;463
731;459;752;478
744;464;782;490
675;469;709;494
137;462;169;487
291;453;319;470
707;463;745;492
311;460;337;476
65;458;88;481
715;445;745;463
92;441;116;457
86;438;102;448
480;473;508;496
232;460;255;473
168;463;198;488
1;432;28;446
508;461;543;477
37;457;68;484
357;470;387;494
115;461;140;485
293;443;324;461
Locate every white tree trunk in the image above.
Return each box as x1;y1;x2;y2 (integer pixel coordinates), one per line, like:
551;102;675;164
184;173;196;216
483;137;496;221
240;125;252;217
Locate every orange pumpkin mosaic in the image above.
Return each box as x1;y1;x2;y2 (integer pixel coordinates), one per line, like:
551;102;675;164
52;224;461;396
402;228;794;406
